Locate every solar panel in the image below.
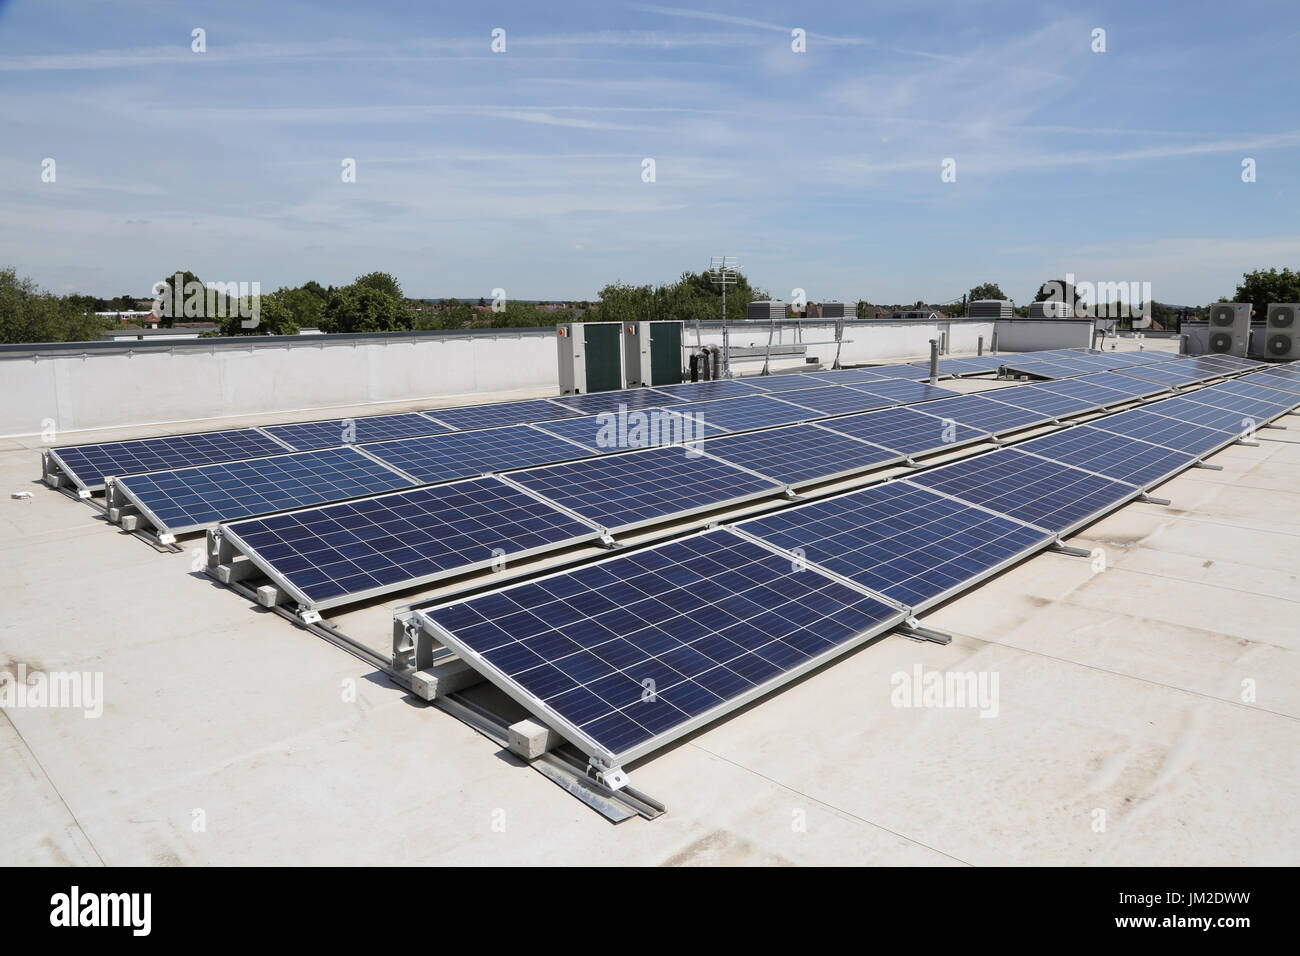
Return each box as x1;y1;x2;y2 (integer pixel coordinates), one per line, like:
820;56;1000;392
844;379;958;404
1088;408;1236;456
656;394;818;432
978;384;1102;418
362;424;597;484
908;394;1054;434
1241;370;1300;395
998;359;1081;379
1113;364;1207;389
425;399;580;430
263;412;452;451
737;481;1051;609
533;408;725;452
221;477;602;610
800;368;888;385
776;385;895;416
858;364;930;380
700;423;904;487
418;528;907;765
1015;425;1199;489
910;357;999;376
1081;371;1170;398
549;389;683;415
816;406;988;458
906;448;1138;534
49;428;291;492
506;445;783;532
735;374;824;393
1037;376;1137;408
1180;387;1291;421
113;446;416;535
1143;396;1265;435
647;380;763;402
1212;380;1297;407
1182;354;1262;372
1107;351;1175;366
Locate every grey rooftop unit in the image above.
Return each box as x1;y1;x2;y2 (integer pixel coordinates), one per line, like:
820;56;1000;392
1028;300;1074;318
747;300;787;321
968;299;1014;319
821;301;852;319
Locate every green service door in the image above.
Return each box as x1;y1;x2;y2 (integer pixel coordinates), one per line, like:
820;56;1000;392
648;321;683;385
582;323;622;393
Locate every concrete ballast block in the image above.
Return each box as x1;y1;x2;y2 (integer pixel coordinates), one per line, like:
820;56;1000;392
507;719;563;760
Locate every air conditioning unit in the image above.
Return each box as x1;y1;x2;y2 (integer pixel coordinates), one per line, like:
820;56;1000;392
1264;303;1300;361
1206;302;1251;356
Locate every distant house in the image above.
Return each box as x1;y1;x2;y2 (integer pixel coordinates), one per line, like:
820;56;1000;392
100;323;218;342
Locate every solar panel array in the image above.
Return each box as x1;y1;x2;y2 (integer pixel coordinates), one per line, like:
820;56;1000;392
262;412;453;451
50;428;292;492
113;446;416;534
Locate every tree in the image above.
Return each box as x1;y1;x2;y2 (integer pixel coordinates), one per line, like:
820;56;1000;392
968;282;1006;302
274;286;325;330
1034;278;1077;303
300;280;327;300
218;289;300;336
352;271;403;300
1233;267;1300;321
0;267;115;344
320;284;411;333
152;270;205;326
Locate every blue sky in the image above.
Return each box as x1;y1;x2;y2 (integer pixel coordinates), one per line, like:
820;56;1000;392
1;0;1297;306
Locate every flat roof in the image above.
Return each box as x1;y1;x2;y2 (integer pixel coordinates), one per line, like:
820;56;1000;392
3;340;1298;864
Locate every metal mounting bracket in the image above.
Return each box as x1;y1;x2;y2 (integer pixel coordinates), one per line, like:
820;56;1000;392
899;615;952;645
1139;492;1171;506
298;606;322;626
587;758;629;791
1192;461;1223;470
1261;423;1286;430
599;532;617;548
1049;541;1092;558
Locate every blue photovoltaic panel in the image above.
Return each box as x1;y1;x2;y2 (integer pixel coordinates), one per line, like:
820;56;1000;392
224;477;600;608
647;380;762;402
661;394;817;432
801;368;887;385
1109;351;1175;366
910;357;1000;376
999;359;1078;379
908;394;1054;434
426;399;580;430
817;406;987;457
700;424;903;486
739;482;1050;608
1113;364;1206;388
1037;376;1138;407
1081;371;1169;398
51;428;290;491
736;374;824;393
1243;370;1300;394
115;446;415;533
844;379;958;404
363;425;597;484
420;529;905;761
1143;396;1262;434
1207;379;1300;408
508;445;782;530
1198;354;1263;370
263;413;451;451
549;389;683;415
1089;409;1235;455
1179;390;1289;423
907;448;1137;533
1179;355;1256;375
859;364;931;380
776;385;895;416
1015;425;1198;488
533;409;725;452
979;384;1101;418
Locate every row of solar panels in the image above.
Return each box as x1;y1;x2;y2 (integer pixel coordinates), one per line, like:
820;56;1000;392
203;362;1293;614
414;362;1300;767
998;350;1263;383
98;354;1250;540
45;345;1190;494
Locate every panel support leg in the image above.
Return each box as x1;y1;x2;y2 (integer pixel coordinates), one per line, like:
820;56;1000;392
1139;492;1171;505
1050;541;1092;558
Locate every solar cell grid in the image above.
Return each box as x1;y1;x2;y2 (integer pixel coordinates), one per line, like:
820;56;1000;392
1037;377;1136;407
51;428;291;491
646;380;763;402
735;374;824;392
1240;371;1300;395
224;477;601;609
906;448;1138;533
978;385;1100;418
857;364;930;380
549;389;684;415
1143;397;1265;434
114;446;415;533
700;424;902;487
421;529;905;762
533;408;726;452
800;368;888;385
659;394;817;432
425;399;580;430
777;385;895;416
1181;387;1291;419
362;425;597;484
1089;408;1235;455
843;379;958;404
263;413;451;451
1015;425;1198;488
507;445;783;531
738;482;1051;609
1113;364;1207;388
908;394;1053;434
816;406;987;457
